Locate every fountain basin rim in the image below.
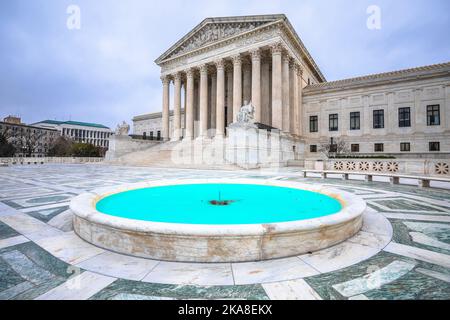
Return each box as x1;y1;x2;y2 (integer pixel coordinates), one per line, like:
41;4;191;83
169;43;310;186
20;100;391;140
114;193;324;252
70;178;366;237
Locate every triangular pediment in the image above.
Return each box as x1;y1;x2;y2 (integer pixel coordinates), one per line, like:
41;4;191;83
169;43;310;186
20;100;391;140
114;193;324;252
155;15;285;63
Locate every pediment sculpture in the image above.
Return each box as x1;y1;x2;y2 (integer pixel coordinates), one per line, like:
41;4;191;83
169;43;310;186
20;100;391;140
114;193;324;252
171;22;268;57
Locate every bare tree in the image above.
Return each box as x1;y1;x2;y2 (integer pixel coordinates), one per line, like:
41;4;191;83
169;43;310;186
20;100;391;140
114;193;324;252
8;127;46;157
318;137;349;158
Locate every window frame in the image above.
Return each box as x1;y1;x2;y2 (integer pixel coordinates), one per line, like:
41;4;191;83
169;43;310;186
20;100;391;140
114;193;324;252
309;116;318;133
351;144;360;153
398;107;411;128
374;143;384;152
400;142;411;152
329;114;339;132
427;105;440;126
373;109;385;129
350;112;361;130
429;142;440;152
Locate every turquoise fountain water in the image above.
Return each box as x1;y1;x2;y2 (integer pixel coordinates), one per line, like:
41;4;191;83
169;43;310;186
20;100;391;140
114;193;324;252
96;183;342;225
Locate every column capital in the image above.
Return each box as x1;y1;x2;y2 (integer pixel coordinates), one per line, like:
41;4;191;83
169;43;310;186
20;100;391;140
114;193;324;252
215;59;225;70
289;60;297;69
199;64;208;75
231;54;242;66
173;72;182;82
250;48;261;61
160;75;170;85
282;53;291;65
270;42;284;55
185;68;195;78
297;65;304;76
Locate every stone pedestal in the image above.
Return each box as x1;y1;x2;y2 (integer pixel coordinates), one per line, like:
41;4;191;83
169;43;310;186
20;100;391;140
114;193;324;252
225;123;260;169
225;123;304;169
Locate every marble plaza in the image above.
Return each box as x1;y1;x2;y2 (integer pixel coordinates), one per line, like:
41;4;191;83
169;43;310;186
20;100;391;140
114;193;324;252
0;163;449;300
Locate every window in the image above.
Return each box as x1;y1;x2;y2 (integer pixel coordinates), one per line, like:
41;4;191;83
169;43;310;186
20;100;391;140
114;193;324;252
351;144;360;153
143;132;147;140
310;145;317;153
157;131;161;141
310;116;318;133
427;105;440;126
400;142;410;152
150;131;154;140
399;107;411;127
329;114;338;131
350;112;360;130
373;110;384;129
374;143;384;152
429;142;440;152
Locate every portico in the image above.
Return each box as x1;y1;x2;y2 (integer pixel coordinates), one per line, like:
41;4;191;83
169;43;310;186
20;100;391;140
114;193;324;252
155;15;324;141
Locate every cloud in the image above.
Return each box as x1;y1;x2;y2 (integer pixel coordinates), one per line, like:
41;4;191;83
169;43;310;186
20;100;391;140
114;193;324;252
0;0;449;129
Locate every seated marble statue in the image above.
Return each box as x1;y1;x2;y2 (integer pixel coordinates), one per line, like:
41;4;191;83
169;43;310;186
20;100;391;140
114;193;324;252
237;101;255;124
115;121;130;136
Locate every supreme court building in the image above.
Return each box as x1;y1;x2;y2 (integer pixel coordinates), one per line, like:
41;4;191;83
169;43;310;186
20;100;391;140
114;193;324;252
133;14;450;159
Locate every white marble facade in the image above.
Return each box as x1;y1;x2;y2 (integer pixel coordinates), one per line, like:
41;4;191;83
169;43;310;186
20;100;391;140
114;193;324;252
133;14;450;158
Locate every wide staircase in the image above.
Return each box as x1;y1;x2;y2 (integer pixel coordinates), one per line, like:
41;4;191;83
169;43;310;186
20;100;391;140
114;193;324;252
106;140;239;170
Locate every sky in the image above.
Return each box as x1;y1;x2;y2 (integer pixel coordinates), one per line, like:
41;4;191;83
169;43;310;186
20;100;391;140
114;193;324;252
0;0;449;129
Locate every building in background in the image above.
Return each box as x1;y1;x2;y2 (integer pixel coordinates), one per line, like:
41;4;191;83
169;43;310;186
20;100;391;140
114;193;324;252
133;109;185;140
133;14;450;159
0;116;59;157
33;120;112;149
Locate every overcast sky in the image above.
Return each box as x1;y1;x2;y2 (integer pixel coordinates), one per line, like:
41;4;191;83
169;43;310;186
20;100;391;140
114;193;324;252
1;0;449;129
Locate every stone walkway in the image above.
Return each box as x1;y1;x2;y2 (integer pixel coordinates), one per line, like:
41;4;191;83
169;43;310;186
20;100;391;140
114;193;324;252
0;164;449;300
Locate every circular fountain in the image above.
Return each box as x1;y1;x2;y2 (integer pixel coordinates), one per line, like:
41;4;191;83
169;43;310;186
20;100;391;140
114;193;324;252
70;179;366;262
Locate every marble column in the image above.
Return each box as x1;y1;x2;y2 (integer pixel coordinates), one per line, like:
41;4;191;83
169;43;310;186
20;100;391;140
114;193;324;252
185;69;194;140
216;59;225;138
232;55;242;122
251;48;261;123
282;54;291;133
271;43;283;130
291;63;299;136
210;73;217;131
226;66;233;127
261;60;271;126
297;66;303;136
183;82;187;131
199;64;208;138
161;75;170;141
243;63;252;104
172;72;182;141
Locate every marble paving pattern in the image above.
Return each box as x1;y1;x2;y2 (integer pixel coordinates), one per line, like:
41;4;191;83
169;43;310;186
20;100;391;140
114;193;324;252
0;164;449;300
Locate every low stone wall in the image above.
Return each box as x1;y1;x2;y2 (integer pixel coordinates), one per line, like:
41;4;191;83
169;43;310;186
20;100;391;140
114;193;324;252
0;157;104;165
304;158;450;177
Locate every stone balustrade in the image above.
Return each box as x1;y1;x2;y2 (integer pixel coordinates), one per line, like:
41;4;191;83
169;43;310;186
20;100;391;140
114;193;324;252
304;158;450;177
0;157;104;165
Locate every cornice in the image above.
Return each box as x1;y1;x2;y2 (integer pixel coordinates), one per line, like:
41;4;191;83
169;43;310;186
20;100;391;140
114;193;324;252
156;16;326;83
303;62;450;96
